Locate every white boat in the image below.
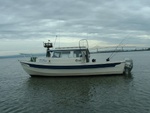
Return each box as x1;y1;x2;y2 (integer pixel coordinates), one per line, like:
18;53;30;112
20;39;133;77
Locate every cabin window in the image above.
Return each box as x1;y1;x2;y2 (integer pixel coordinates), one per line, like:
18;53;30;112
52;51;70;58
61;51;70;58
52;49;89;59
73;50;82;58
53;52;61;58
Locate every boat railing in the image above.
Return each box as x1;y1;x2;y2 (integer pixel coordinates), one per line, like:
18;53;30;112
20;53;37;62
79;39;89;49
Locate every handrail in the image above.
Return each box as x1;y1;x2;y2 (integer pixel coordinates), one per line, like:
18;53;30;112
79;39;89;48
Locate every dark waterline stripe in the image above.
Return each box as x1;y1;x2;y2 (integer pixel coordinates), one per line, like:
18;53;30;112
24;62;121;69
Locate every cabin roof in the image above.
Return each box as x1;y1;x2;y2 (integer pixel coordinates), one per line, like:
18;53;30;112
49;46;88;52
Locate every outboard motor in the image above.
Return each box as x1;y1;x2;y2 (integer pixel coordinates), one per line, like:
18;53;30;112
124;58;133;74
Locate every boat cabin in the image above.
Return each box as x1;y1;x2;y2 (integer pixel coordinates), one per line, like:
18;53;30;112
50;47;90;63
42;39;90;64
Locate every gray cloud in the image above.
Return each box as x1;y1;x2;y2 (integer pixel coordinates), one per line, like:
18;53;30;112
0;0;150;47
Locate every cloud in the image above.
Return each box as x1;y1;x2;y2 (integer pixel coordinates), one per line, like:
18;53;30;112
0;0;150;55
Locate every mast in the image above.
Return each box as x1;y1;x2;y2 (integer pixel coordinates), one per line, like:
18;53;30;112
43;40;53;57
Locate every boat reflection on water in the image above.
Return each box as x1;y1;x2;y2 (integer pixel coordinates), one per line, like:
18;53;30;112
23;74;133;112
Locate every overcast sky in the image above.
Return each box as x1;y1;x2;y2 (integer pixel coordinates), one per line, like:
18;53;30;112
0;0;150;56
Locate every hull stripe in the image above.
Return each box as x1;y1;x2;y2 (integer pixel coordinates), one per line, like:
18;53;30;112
24;62;121;69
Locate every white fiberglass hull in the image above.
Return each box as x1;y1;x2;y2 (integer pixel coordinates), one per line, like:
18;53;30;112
20;61;126;77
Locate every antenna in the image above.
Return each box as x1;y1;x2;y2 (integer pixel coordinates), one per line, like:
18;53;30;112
54;35;58;47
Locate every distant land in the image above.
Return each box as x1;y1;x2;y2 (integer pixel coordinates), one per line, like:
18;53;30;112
92;47;150;53
0;53;45;59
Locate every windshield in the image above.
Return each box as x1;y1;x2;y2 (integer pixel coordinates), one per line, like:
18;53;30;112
52;50;82;58
52;49;89;58
52;51;70;58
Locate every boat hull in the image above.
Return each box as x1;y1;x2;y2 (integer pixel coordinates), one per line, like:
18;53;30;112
20;61;126;77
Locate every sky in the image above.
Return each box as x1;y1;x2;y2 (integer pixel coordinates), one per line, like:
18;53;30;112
0;0;150;56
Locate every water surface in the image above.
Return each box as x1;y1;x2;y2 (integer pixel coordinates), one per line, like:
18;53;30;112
0;51;150;113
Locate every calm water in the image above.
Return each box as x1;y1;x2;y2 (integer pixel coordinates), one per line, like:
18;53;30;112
0;51;150;113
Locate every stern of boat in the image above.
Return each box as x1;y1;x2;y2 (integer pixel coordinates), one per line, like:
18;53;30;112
124;58;133;74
